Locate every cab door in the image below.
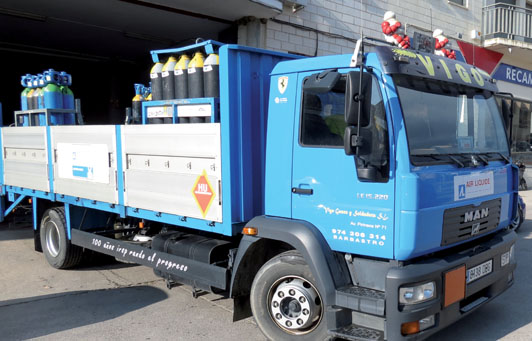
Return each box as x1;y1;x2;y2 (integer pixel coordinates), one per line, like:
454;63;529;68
291;69;395;258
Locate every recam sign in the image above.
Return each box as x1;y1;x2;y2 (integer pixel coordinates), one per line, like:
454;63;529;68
454;171;494;201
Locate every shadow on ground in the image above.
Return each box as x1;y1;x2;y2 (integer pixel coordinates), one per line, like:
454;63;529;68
0;285;168;339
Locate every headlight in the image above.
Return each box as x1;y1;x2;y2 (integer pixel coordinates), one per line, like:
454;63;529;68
399;281;436;304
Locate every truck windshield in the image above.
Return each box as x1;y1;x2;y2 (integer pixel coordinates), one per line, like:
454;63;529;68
394;75;510;166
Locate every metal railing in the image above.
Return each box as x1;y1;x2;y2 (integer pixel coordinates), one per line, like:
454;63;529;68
483;3;532;41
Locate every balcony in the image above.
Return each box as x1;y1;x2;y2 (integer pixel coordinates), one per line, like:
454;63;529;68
482;3;532;59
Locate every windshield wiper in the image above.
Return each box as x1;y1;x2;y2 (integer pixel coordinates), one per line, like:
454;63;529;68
448;155;465;168
412;153;465;167
476;154;489;166
496;152;510;164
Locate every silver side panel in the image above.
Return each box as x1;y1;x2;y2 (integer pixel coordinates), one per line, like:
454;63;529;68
122;124;222;222
2;127;49;192
51;126;118;203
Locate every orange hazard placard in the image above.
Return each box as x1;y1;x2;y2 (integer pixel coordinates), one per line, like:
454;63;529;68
191;170;216;218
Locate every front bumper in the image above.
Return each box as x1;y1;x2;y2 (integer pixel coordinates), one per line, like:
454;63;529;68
385;229;517;340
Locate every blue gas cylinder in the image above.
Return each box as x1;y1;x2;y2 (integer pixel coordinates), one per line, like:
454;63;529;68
60;72;75;124
20;74;32;111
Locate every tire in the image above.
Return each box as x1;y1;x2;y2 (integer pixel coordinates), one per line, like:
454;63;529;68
40;207;83;269
512;206;524;232
250;251;327;341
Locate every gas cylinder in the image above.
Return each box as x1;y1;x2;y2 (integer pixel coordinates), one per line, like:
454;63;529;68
36;74;45;110
20;74;32;111
29;75;40;110
203;53;219;99
188;52;204;99
174;54;190;99
43;69;63;109
60;72;76;124
26;75;38;110
188;52;205;123
162;56;177;100
132;83;144;124
143;83;152;101
150;62;164;101
60;72;75;109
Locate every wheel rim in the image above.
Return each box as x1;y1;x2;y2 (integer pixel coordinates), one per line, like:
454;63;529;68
267;275;322;335
45;220;61;258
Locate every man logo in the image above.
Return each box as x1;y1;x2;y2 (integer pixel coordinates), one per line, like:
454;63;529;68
278;76;288;94
471;222;481;236
464;208;489;223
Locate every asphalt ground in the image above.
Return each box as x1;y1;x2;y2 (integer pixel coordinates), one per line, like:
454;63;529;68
1;194;532;341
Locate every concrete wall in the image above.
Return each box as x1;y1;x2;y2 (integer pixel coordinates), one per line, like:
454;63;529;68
239;0;484;56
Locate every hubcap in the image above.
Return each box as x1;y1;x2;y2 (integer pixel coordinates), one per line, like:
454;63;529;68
268;276;322;335
45;221;61;257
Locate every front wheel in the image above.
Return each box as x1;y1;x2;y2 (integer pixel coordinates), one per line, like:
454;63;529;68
250;251;327;340
512;205;524;232
40;207;83;269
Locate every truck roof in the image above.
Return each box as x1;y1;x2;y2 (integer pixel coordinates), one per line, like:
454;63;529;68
272;46;497;92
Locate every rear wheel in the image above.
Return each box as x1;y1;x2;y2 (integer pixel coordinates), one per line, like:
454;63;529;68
250;251;327;340
40;207;83;269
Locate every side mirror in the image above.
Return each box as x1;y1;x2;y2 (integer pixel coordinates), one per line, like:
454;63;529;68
345;71;372;126
344;126;372;156
303;70;341;93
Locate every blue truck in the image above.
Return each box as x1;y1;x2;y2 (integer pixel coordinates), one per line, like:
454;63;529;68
1;40;517;340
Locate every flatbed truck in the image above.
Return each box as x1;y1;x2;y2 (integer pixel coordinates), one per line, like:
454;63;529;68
0;40;518;340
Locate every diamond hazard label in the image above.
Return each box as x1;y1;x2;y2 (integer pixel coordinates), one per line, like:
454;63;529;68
192;170;216;218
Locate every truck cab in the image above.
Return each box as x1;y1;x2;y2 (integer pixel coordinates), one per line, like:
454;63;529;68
255;46;517;339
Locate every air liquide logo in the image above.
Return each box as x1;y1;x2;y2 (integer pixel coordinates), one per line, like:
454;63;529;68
454;171;494;201
464;208;489;223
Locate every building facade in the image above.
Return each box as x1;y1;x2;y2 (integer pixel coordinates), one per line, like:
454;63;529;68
238;0;532;164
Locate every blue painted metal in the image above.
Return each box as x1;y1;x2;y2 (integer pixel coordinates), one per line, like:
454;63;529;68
126;207;222;232
64;203;71;239
32;197;38;230
141;97;220;125
46;125;54;193
4;194;26;217
219;44;299;235
289;58;396;259
0;192;5;223
4;186;54;200
150;40;224;63
55;194;122;215
115;125;126;217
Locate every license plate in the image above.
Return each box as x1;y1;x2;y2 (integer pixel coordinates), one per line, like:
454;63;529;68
466;260;493;284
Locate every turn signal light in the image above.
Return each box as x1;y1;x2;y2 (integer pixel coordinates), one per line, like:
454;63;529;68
401;321;420;335
139;221;145;229
243;227;258;235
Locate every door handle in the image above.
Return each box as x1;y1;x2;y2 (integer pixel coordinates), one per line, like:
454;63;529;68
292;187;313;195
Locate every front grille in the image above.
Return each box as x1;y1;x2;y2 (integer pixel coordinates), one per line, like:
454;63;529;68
441;198;501;246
